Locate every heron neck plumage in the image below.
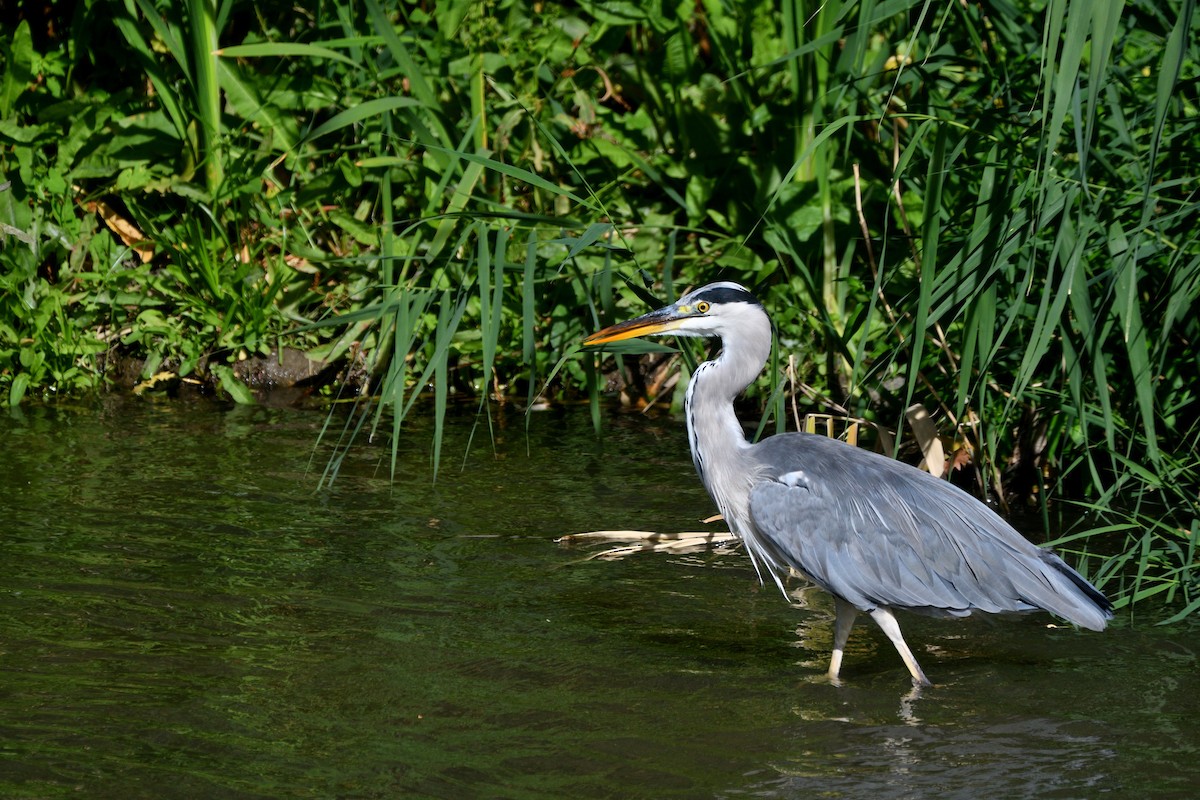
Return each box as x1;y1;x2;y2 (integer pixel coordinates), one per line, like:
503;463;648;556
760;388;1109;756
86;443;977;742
683;311;772;534
686;341;763;446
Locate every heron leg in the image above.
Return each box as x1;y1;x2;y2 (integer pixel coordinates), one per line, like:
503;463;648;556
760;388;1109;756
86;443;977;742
827;598;858;684
869;606;932;687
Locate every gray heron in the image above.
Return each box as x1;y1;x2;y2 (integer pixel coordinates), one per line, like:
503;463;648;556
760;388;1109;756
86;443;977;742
584;281;1112;686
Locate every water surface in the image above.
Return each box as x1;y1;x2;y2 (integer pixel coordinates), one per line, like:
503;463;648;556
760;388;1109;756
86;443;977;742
1;399;1197;798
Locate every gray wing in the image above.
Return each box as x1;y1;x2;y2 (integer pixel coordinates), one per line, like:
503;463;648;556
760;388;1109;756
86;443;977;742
746;433;1112;630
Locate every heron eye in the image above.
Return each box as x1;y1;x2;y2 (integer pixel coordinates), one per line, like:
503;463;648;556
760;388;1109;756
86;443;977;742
696;301;710;314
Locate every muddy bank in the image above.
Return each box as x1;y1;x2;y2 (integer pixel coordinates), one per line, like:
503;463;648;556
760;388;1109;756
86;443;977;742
102;346;367;402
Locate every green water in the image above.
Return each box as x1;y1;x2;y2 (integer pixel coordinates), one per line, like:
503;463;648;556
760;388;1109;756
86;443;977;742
1;399;1197;799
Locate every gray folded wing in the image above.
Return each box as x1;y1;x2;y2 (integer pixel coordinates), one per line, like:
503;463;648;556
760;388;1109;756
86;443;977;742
746;433;1111;630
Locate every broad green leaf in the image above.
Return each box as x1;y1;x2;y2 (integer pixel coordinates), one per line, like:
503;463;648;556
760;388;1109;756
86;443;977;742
0;21;34;118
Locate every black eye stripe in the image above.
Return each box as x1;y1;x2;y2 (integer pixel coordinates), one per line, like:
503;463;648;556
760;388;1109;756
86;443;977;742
692;285;762;307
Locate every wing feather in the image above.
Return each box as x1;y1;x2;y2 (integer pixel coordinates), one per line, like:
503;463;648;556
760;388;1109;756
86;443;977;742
746;433;1112;629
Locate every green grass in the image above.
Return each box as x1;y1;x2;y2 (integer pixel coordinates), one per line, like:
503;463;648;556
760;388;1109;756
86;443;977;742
0;0;1197;616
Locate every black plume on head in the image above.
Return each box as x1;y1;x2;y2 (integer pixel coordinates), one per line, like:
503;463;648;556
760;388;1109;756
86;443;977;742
692;283;762;308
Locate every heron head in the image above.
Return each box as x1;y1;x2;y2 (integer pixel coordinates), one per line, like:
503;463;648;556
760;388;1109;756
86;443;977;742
584;281;765;346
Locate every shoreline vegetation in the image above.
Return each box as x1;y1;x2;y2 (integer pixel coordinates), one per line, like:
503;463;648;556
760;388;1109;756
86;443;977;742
1;1;1196;616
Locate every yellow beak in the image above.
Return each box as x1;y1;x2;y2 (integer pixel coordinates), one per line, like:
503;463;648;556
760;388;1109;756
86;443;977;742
583;305;686;346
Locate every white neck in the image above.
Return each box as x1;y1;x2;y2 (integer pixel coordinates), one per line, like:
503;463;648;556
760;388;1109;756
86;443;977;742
682;307;772;533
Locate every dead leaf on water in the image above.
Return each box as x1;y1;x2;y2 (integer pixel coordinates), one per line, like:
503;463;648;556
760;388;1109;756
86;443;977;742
133;371;177;395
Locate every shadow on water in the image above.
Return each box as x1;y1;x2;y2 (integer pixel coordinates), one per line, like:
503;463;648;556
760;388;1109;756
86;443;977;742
1;398;1198;799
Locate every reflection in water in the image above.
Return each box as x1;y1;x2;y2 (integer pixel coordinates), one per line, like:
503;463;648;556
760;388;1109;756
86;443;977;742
737;713;1115;799
0;399;1197;798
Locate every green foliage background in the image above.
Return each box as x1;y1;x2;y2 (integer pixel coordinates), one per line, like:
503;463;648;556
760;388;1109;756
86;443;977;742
1;0;1197;613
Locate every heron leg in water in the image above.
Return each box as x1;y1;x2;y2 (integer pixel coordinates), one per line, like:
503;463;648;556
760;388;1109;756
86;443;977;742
869;606;932;687
827;598;859;685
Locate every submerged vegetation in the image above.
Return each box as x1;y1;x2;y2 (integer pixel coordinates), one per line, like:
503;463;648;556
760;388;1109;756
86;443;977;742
0;0;1197;615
